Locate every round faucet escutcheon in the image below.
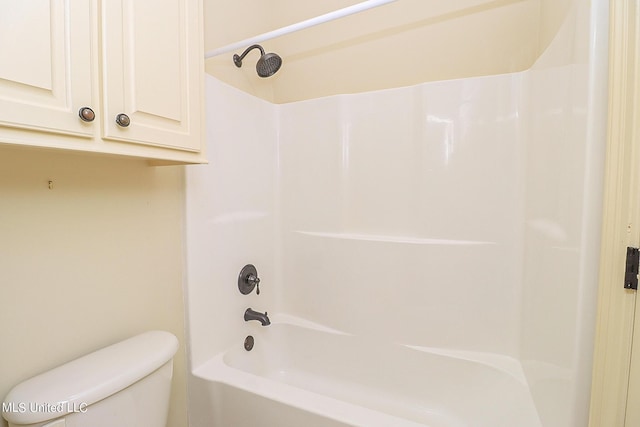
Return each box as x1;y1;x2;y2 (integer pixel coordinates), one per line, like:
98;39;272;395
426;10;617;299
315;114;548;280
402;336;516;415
238;264;260;295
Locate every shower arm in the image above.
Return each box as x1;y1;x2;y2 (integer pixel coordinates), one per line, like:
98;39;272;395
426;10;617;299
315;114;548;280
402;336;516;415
204;0;398;59
233;45;266;67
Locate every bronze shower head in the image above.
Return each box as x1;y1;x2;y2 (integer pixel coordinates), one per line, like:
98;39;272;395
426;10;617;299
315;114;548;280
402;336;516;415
233;44;282;78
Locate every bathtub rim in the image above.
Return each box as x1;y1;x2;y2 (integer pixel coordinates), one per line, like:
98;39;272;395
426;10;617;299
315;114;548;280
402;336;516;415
193;351;440;427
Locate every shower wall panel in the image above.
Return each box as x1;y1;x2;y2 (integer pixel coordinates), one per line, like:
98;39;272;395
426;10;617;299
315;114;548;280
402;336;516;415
185;77;278;369
519;1;607;426
278;74;526;356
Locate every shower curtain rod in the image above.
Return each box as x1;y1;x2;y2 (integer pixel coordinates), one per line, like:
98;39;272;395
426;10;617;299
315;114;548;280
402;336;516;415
204;0;398;59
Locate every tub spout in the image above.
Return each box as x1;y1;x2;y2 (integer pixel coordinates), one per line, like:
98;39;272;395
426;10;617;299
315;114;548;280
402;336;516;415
244;308;271;326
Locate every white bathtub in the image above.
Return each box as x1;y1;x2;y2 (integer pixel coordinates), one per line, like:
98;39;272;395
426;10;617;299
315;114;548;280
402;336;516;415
190;317;542;427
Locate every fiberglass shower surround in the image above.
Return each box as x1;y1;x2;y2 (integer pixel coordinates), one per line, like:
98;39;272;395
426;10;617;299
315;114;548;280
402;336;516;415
186;1;607;426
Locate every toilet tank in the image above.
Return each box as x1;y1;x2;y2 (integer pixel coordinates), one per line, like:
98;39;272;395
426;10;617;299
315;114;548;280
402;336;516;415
2;331;179;427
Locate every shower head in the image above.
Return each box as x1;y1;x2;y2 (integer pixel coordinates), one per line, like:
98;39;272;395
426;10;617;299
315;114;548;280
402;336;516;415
233;44;282;78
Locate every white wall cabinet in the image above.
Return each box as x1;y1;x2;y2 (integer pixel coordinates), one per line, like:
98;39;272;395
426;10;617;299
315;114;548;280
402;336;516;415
0;0;204;164
0;0;93;138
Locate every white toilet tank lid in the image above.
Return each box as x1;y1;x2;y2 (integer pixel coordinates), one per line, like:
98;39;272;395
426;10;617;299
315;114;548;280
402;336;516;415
2;330;178;425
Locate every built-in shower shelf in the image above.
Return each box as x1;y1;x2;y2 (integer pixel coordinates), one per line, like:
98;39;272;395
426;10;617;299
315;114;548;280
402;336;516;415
294;231;494;246
210;211;269;224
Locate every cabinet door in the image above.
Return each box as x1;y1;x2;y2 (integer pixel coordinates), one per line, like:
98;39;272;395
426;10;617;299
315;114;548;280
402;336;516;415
0;0;94;137
101;0;202;151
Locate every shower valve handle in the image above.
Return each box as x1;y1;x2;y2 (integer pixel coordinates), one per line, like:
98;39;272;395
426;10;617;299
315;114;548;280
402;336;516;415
247;274;260;295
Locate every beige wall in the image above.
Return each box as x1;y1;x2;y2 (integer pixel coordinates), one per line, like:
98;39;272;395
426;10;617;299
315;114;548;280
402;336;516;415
204;0;568;103
539;0;573;53
204;0;575;104
203;0;277;102
0;146;188;427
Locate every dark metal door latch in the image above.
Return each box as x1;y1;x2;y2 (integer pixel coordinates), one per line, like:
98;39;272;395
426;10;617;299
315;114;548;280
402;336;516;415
625;246;639;290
